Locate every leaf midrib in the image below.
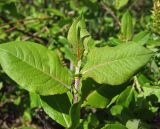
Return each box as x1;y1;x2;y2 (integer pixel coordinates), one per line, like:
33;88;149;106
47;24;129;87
0;48;70;89
82;53;152;74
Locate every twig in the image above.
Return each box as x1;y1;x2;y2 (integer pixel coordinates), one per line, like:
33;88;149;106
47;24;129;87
4;26;17;32
0;15;48;44
0;16;53;28
3;20;46;32
16;28;48;44
22;27;47;41
133;76;143;93
22;31;40;41
100;2;121;28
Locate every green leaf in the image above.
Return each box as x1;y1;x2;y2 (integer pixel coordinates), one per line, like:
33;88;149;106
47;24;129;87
29;92;41;108
126;119;151;129
107;95;119;108
0;42;72;95
77;113;99;129
40;94;71;128
121;11;133;41
83;85;121;108
126;119;140;129
147;39;160;48
69;102;81;129
19;127;36;129
133;31;150;45
108;37;124;46
67;16;83;59
102;123;127;129
81;43;153;85
84;87;110;108
47;8;65;17
67;15;91;60
114;0;129;10
143;86;160;102
137;74;150;86
116;86;134;107
110;105;123;116
23;108;32;121
13;96;21;106
81;78;126;108
61;46;77;66
81;78;98;101
68;17;80;45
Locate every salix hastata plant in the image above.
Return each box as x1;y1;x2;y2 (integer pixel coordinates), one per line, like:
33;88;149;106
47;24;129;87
0;15;153;128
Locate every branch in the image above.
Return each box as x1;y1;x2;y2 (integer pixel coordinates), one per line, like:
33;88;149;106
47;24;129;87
100;2;121;28
0;16;53;28
74;60;81;104
0;15;48;44
17;29;48;44
133;76;143;93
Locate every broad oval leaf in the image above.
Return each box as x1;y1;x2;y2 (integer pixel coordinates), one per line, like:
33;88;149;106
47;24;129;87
40;94;71;128
81;43;153;85
0;42;72;95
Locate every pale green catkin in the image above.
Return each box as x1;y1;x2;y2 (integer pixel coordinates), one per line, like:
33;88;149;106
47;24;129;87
152;0;160;35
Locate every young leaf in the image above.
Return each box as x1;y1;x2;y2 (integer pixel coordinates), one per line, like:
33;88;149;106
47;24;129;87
68;17;81;46
81;43;153;85
67;16;83;60
40;94;71;128
0;42;72;95
67;15;92;60
121;11;133;41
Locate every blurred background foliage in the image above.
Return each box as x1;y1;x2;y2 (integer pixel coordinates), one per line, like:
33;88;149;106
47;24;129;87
0;0;159;129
